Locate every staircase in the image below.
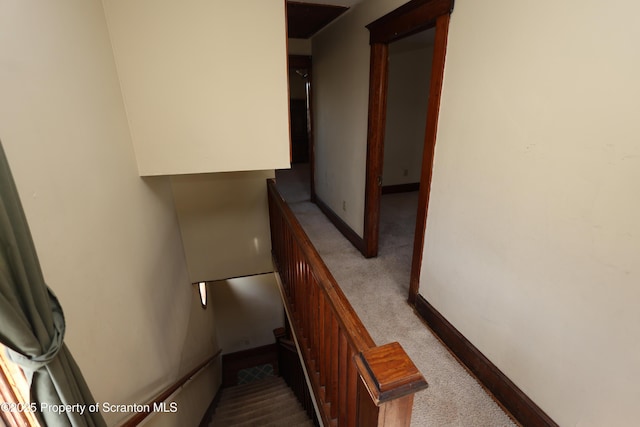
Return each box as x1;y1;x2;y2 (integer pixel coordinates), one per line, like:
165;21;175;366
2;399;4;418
208;376;314;427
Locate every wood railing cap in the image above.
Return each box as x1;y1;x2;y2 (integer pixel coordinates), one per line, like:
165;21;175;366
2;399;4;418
355;342;428;405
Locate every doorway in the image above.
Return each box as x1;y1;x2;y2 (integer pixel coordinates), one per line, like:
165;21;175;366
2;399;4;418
382;30;435;196
278;55;315;203
363;0;453;305
377;28;435;291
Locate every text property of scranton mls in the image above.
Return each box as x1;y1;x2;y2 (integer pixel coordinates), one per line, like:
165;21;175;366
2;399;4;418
1;401;178;416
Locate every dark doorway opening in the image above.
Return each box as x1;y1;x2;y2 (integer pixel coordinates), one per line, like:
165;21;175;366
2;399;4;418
285;54;315;202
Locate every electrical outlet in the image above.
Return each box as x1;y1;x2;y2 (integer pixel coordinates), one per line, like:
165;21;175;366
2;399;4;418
403;168;409;177
342;200;346;211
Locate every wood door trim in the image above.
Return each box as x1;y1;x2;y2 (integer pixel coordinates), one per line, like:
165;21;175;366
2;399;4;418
366;0;453;44
363;42;389;258
363;0;453;282
408;13;450;305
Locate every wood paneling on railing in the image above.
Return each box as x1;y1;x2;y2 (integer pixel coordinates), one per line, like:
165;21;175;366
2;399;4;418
267;179;427;427
274;327;319;426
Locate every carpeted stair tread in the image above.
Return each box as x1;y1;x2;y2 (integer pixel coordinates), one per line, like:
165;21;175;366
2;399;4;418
214;387;296;417
222;375;282;393
220;380;290;404
225;375;281;391
228;407;312;427
217;388;293;413
261;409;314;426
213;407;310;427
209;376;313;427
220;376;283;400
216;393;296;417
214;391;299;421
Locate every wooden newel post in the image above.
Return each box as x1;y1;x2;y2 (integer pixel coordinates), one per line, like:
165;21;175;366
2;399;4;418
355;342;428;427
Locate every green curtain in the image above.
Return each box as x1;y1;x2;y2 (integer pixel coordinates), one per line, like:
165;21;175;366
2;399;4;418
0;143;106;427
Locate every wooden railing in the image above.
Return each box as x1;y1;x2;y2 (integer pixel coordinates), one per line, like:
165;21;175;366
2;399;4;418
274;327;319;426
267;179;427;427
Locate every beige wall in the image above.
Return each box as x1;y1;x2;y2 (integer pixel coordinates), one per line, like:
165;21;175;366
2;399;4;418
144;362;219;427
0;1;219;425
288;38;312;56
312;0;408;236
210;274;284;355
421;0;640;425
313;0;640;424
171;171;275;283
102;0;290;176
383;39;433;186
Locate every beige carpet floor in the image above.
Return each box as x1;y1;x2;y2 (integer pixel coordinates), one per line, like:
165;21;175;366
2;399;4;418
275;164;517;427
